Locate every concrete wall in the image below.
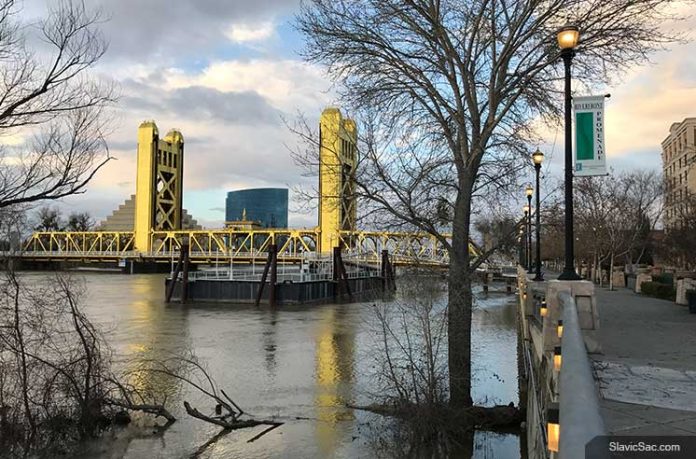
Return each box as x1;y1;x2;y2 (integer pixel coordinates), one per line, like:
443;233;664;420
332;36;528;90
676;278;696;305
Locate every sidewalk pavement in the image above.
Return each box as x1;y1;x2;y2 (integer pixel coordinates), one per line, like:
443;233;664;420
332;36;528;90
592;286;696;435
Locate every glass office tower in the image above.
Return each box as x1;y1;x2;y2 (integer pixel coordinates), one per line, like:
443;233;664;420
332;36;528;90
225;188;289;228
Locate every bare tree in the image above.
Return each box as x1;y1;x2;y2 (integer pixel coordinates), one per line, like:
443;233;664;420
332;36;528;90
661;193;696;270
296;0;679;408
572;170;662;288
66;211;94;231
0;272;173;457
473;214;519;261
34;206;63;231
0;0;114;210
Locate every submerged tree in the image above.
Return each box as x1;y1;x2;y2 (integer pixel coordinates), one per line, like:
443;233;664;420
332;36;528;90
297;0;681;409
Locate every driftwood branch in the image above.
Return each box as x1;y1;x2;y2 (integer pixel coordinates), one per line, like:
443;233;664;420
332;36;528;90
246;423;283;443
221;389;244;417
183;401;283;431
105;397;176;424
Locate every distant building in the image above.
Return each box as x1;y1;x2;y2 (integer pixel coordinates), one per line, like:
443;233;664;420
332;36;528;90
662;118;696;227
225;188;288;229
99;194;201;231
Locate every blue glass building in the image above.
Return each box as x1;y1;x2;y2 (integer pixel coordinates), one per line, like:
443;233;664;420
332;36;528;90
225;188;289;228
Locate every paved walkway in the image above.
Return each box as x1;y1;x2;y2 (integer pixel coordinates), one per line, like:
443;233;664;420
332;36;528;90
593;286;696;434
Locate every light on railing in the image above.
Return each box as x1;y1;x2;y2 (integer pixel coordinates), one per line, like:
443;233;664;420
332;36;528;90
553;346;562;371
540;299;547;317
547;403;560;452
557;320;564;339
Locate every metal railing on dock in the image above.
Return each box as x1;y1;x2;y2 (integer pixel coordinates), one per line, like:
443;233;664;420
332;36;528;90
187;269;380;283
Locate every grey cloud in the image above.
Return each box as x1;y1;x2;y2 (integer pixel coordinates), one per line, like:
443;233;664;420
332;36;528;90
108;140;136;151
121;95;162;113
209;207;226;213
95;0;300;60
121;82;280;126
168;86;280;125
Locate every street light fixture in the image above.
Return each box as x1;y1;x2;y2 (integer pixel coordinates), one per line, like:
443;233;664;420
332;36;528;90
557;25;580;50
525;186;533;274
532;149;544;281
557;24;582;281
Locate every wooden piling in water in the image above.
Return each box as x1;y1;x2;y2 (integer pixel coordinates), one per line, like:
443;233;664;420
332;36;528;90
381;249;388;292
180;242;190;303
332;247;352;300
165;247;185;303
269;244;278;307
255;245;276;306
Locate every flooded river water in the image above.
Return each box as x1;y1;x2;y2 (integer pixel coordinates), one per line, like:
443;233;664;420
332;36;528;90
52;273;521;458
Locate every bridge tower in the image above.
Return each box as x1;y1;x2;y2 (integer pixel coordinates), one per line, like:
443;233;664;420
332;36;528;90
134;121;185;252
318;108;358;253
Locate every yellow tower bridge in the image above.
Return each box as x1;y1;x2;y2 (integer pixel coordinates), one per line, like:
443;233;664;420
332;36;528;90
19;109;478;267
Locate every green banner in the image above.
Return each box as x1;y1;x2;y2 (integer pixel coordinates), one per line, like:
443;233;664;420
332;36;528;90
576;112;594;161
573;96;607;176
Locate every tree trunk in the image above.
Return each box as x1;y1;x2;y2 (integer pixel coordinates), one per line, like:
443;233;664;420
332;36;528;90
609;252;615;291
592;251;599;284
448;185;474;409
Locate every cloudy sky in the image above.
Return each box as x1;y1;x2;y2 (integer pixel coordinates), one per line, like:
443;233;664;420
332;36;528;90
25;0;332;228
15;1;696;228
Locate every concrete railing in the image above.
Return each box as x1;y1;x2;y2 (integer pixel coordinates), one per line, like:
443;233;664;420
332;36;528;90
518;267;606;459
558;291;607;459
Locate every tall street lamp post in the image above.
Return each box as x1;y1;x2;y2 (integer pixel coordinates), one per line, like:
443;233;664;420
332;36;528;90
523;204;530;270
525;186;534;274
532;149;544;281
557;25;582;281
519;229;525;267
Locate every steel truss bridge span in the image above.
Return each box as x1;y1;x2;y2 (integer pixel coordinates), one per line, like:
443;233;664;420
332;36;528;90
20;229;478;266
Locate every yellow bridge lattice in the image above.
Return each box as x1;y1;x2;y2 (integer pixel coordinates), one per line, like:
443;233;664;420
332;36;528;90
21;229;479;265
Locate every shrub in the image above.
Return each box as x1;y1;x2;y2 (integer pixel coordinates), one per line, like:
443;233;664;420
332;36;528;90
640;281;676;301
652;273;674;287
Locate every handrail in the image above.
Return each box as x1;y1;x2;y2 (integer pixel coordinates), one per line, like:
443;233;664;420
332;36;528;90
558;291;606;459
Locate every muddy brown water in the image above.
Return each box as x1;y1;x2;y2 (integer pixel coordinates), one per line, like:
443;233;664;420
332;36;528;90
30;272;522;458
